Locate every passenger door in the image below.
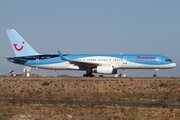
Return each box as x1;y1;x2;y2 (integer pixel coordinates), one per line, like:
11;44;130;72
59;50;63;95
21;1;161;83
35;57;39;64
157;57;161;64
123;56;127;64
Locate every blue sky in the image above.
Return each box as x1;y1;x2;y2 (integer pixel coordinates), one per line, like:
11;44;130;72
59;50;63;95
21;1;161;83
0;1;180;77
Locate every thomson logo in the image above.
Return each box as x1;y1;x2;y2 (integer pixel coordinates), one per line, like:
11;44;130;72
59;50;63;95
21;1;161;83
137;56;155;59
13;41;25;51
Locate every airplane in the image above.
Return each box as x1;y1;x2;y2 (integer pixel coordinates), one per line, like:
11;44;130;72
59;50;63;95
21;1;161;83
8;70;14;76
5;29;176;77
114;73;122;77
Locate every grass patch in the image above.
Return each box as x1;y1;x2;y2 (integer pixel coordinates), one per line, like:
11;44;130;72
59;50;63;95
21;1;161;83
42;81;49;86
155;101;163;106
98;105;106;109
20;90;24;93
159;83;168;87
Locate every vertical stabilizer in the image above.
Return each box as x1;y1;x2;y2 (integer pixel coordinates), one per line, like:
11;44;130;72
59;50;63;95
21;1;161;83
6;29;40;57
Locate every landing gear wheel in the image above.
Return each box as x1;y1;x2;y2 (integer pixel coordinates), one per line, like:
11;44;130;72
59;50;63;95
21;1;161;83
83;74;87;77
153;69;159;77
153;75;157;77
99;75;103;77
90;74;95;77
83;74;95;77
83;68;95;77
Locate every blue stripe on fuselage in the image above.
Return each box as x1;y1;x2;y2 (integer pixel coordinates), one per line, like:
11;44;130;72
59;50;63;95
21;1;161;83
9;54;174;66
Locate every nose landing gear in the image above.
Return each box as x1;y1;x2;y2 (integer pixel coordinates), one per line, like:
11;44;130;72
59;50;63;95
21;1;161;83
153;69;159;77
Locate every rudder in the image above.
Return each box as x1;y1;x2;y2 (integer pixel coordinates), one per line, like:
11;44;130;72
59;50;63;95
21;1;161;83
6;29;39;57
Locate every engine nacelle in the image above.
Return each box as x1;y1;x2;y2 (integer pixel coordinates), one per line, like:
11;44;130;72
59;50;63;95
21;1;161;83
92;65;117;74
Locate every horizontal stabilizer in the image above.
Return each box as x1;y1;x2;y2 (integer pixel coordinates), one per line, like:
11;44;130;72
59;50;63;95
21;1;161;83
5;57;28;62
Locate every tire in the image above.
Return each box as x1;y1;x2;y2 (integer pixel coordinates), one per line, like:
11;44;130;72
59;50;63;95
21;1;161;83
83;74;87;77
153;75;157;77
90;74;95;77
99;75;103;77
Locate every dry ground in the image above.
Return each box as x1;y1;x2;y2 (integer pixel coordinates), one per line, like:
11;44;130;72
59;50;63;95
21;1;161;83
0;76;180;119
1;102;180;120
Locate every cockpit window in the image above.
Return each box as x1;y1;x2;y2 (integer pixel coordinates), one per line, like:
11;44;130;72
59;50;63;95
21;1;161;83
165;59;172;62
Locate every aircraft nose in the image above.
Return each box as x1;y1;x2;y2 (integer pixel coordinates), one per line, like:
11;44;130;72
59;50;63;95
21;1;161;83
172;63;176;68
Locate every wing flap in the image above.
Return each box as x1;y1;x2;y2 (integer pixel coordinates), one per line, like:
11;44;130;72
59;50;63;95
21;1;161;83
69;61;99;68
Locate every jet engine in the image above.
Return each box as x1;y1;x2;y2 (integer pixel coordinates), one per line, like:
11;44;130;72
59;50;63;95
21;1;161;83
92;65;117;74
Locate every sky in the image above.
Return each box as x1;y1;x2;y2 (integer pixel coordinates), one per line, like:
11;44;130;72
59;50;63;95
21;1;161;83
0;0;180;77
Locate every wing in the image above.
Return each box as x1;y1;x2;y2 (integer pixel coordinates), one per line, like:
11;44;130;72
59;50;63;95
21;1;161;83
57;50;99;68
69;60;99;68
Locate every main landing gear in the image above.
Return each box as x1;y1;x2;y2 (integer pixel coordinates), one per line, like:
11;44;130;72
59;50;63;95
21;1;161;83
83;68;95;77
153;69;159;77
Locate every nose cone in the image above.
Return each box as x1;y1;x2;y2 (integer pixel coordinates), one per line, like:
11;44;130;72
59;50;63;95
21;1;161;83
172;63;176;68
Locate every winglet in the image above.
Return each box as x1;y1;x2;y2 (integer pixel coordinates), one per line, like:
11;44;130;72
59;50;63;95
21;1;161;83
57;50;66;60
